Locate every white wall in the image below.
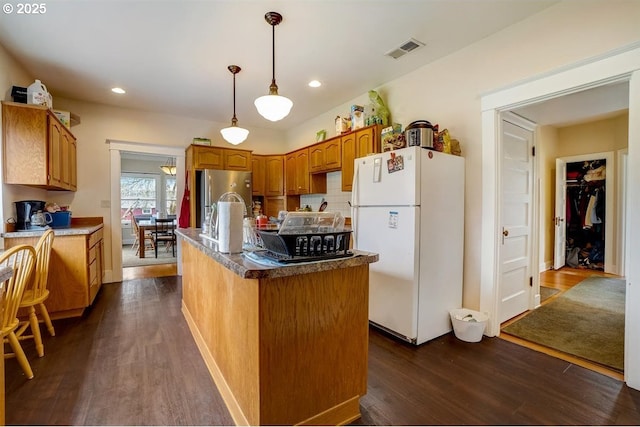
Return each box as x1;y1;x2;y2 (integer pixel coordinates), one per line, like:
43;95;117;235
286;0;640;310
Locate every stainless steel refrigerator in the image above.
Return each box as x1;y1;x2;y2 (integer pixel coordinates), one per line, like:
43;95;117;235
195;169;252;228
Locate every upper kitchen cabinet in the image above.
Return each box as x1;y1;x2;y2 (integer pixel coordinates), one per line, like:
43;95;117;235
2;101;77;191
224;148;252;171
264;155;284;196
252;155;266;195
341;125;382;191
309;139;341;173
286;148;326;196
186;144;252;171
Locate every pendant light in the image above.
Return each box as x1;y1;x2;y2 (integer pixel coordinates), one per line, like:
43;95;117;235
254;11;293;122
220;65;250;145
160;157;176;176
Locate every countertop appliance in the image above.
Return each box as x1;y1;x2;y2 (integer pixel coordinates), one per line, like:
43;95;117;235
15;200;47;230
351;146;464;344
195;169;252;229
405;120;435;148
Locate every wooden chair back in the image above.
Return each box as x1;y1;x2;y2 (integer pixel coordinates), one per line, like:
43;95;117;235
29;229;54;300
0;245;37;331
132;217;140;235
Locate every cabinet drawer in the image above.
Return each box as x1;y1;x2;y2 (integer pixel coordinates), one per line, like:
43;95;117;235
88;228;103;249
89;258;98;284
89;245;96;264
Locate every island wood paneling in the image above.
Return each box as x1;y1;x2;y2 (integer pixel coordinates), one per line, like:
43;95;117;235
180;242;369;425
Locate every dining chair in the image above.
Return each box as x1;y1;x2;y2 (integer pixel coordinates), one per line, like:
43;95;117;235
131;216;155;256
152;218;176;257
15;229;55;357
0;245;37;379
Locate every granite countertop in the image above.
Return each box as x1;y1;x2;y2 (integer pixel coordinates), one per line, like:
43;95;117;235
1;223;103;238
176;228;378;280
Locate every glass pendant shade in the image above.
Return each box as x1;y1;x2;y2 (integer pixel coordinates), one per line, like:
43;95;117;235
254;93;293;122
221;65;249;145
255;12;292;122
220;125;249;145
160;158;176;176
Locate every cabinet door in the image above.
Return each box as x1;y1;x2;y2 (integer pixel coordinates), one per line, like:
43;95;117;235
324;139;342;170
69;138;77;191
295;149;310;194
224;149;252;171
355;126;377;157
60;129;70;189
48;119;63;188
309;143;325;173
285;153;297;195
265;155;284;196
252;155;266;196
193;146;223;169
2;102;48;186
341;133;356;191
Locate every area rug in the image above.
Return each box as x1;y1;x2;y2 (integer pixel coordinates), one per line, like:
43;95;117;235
122;244;176;268
502;276;625;371
540;285;560;303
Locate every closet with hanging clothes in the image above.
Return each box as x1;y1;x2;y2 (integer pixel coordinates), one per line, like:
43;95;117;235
565;159;606;270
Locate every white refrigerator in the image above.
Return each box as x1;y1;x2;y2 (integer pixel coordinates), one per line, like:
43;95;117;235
351;146;464;344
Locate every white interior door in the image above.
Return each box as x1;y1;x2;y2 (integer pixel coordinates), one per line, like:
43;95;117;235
499;119;534;323
553;159;567;269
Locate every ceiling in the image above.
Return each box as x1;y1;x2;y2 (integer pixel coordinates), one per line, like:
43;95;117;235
512;81;630;127
0;0;561;131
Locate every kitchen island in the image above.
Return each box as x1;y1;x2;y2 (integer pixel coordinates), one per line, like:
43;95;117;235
176;228;378;426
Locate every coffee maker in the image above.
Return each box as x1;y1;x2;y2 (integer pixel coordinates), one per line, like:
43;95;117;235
15;200;46;230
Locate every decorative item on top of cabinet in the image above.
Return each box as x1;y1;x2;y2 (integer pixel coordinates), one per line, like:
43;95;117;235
2;101;77;191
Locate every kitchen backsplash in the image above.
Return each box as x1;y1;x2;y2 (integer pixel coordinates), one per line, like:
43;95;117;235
300;171;352;219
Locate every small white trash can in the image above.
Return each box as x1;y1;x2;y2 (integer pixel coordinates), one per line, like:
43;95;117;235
449;308;488;342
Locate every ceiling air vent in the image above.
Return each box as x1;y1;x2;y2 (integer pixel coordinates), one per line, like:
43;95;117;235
384;38;425;60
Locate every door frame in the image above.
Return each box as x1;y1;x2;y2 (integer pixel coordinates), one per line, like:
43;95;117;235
554;151;615;273
479;43;640;389
107;139;185;283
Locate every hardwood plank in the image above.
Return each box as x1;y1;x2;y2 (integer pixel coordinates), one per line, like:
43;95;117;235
4;269;640;426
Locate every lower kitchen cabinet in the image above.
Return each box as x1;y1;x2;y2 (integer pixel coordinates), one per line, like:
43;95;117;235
4;222;105;319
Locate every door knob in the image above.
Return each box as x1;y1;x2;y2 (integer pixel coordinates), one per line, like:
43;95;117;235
502;229;509;237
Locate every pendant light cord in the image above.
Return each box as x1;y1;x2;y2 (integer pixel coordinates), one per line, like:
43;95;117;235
271;23;276;86
232;72;237;120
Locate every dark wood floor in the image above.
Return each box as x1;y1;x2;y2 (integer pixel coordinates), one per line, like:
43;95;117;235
6;275;640;425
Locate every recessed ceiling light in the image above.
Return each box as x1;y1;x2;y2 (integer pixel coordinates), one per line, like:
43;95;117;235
308;80;321;88
111;87;126;94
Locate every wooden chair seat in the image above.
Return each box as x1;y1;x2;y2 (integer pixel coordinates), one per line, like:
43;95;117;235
1;244;37;379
